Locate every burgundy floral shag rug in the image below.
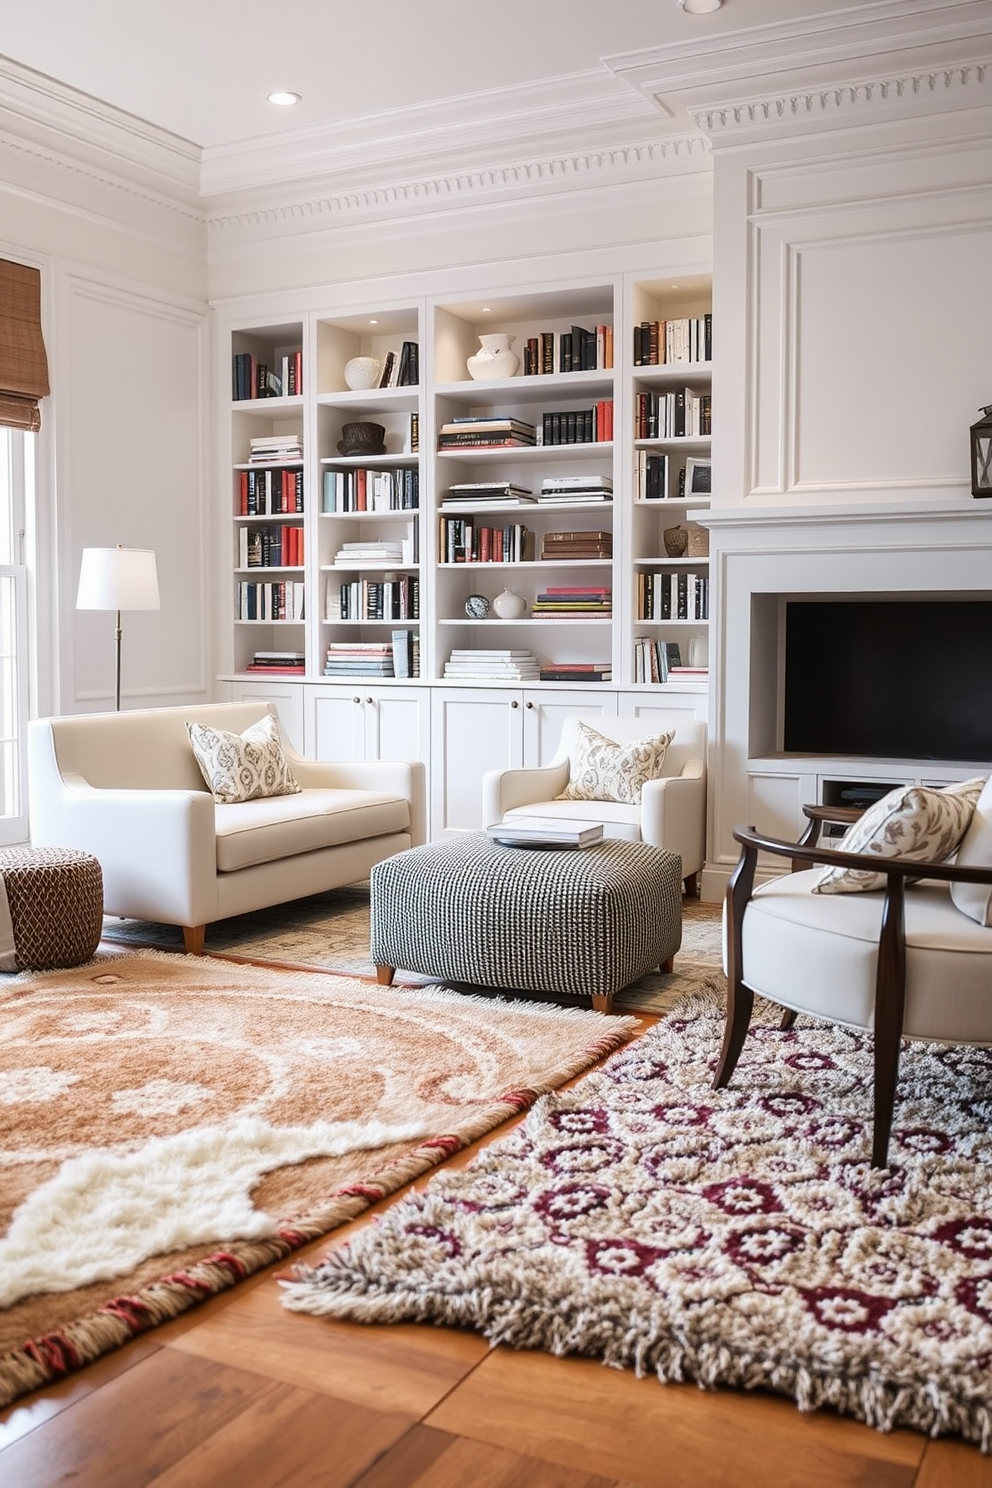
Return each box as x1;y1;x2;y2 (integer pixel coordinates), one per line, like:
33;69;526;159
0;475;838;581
283;990;992;1450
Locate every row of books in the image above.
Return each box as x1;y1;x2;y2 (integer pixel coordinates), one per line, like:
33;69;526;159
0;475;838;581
443;648;540;681
438;417;536;450
633;638;683;683
329;575;420;621
322;467;419;514
323;630;420;677
637;570;709;621
542;402;613;446
238;525;304;569
635;389;711;441
439;519;536;565
633;316;712;366
247;433;304;463
541;530;612;559
237;581;305;621
532;586;612;617
377;342;419;389
237;466;304;516
519;325;614;376
245;649;306;675
233;349;303;401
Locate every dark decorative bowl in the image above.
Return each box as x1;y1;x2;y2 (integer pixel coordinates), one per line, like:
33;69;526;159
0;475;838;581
337;421;387;457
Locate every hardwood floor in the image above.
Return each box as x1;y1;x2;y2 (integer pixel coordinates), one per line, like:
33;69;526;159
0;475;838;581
3;1004;991;1486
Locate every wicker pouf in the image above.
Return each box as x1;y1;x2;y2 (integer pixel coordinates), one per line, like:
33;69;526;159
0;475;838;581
370;833;683;1013
0;846;104;971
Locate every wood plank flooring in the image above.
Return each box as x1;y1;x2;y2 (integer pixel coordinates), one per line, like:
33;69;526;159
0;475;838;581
3;988;991;1486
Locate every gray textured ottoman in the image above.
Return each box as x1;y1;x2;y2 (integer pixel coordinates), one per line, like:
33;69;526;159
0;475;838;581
370;832;683;1012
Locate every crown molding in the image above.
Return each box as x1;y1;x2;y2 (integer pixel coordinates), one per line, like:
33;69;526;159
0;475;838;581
198;68;661;198
204;132;711;246
605;0;992;141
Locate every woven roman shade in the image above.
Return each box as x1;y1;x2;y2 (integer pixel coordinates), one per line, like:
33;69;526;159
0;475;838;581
0;259;50;432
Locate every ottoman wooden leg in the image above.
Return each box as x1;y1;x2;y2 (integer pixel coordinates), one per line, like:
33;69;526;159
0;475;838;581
592;991;613;1014
376;964;396;986
660;955;675;974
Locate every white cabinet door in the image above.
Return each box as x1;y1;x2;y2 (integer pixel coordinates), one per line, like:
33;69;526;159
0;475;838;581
520;689;618;766
306;685;370;763
430;689;525;836
362;686;429;764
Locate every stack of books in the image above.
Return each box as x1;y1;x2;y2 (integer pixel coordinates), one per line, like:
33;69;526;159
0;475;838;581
539;475;613;504
541;530;612;560
245;650;306;675
438;417;537;450
333;540;406;566
487;816;605;850
440;481;535;509
633;639;682;683
248;434;303;463
531;586;612;617
443;648;540;680
324;642;394;678
539;661;612;682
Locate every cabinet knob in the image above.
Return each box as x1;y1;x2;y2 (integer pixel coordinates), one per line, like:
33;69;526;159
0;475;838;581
525;700;534;709
510;699;519;709
366;696;374;705
353;695;361;704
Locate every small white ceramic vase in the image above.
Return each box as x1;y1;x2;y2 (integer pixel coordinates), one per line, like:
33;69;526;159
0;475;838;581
492;587;528;619
344;355;381;391
466;333;520;381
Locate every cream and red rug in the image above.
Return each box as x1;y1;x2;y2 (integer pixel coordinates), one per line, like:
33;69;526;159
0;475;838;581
0;951;636;1407
284;990;992;1450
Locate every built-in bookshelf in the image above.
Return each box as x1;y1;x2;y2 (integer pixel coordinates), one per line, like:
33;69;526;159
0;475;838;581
628;280;712;688
222;276;712;692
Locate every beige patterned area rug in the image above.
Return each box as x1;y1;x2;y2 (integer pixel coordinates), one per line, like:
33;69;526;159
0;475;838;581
285;989;992;1450
0;951;637;1407
100;885;726;1017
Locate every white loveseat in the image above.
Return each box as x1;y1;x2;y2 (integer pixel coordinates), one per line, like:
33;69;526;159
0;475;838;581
28;701;426;953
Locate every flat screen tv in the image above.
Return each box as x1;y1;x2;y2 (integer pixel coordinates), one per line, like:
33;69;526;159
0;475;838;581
783;598;992;762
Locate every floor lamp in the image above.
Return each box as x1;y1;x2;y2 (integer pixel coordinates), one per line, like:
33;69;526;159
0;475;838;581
75;546;160;711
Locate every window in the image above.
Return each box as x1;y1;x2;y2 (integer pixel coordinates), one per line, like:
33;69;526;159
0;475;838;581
0;429;31;843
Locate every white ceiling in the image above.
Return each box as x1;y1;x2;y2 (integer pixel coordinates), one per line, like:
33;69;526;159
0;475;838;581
0;0;883;151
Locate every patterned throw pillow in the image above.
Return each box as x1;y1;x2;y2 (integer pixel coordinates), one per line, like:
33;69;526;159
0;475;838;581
813;777;985;894
950;775;992;925
556;721;675;805
186;714;302;804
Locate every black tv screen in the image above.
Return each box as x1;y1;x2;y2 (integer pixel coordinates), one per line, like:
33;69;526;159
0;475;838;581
783;599;992;762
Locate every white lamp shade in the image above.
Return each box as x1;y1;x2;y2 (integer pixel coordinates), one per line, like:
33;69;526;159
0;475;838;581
76;548;160;611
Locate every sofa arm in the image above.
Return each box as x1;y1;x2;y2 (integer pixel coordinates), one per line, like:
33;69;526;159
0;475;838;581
481;761;571;828
290;757;427;846
32;779;219;925
640;769;706;872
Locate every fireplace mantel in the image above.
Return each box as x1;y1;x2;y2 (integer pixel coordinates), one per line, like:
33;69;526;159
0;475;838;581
698;499;992;899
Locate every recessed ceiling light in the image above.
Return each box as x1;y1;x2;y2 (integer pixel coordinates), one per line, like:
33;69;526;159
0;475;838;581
481;307;492;313
679;0;723;12
267;91;301;107
368;318;379;325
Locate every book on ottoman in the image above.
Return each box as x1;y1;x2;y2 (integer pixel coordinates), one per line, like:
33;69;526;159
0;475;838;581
486;817;604;850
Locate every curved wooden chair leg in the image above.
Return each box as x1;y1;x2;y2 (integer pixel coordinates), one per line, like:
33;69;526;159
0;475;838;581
871;877;907;1169
714;838;758;1089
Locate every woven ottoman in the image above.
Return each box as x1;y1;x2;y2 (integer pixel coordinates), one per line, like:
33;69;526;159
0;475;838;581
370;833;683;1013
0;846;103;971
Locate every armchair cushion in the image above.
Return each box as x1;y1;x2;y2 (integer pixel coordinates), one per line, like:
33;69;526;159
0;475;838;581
187;714;302;804
556;720;674;805
951;776;992;926
813;777;985;894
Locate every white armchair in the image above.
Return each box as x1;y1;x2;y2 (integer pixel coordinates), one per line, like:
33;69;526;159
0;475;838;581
482;714;706;896
28;701;426;954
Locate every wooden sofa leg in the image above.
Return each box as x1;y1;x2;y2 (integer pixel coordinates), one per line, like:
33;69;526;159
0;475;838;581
183;925;206;955
376;964;396;986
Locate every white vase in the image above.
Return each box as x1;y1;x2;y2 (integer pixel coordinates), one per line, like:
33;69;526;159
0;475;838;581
344;355;381;391
492;588;528;619
466;333;520;381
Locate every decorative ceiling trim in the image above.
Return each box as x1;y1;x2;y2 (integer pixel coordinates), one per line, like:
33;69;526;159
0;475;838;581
205;133;711;238
690;61;992;136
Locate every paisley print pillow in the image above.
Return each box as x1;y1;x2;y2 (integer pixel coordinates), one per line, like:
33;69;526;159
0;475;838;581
186;713;302;804
556;720;674;805
813;777;985;894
